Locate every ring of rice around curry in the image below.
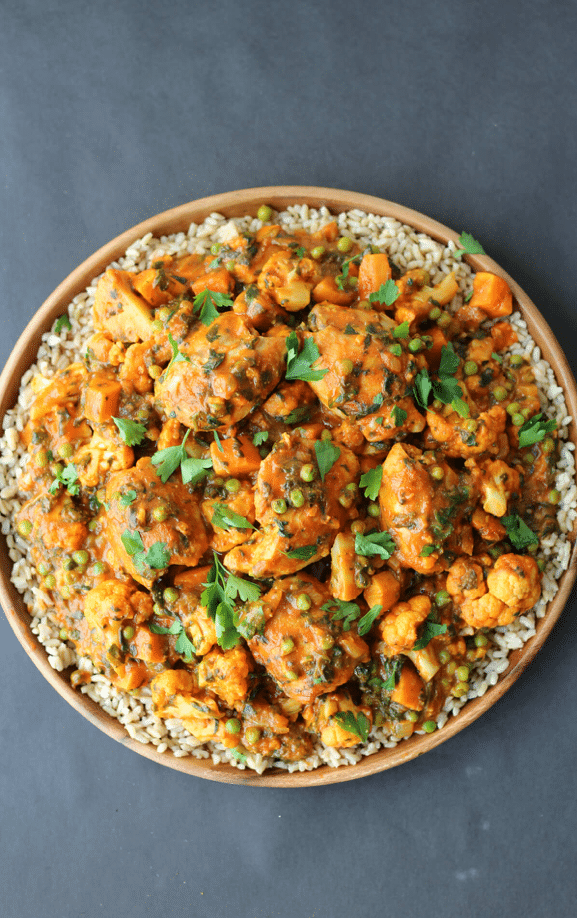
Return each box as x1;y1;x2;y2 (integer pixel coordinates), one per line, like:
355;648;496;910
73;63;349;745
1;204;575;774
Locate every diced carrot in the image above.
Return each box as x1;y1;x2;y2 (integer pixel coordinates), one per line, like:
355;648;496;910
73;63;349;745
314;220;339;242
172;253;206;285
363;571;400;614
428;271;459;306
391;664;425;710
191;268;234;296
132;626;166;664
358;253;391;302
312;276;355;306
210;435;262;477
256;225;282;242
93;269;154;342
426;327;449;371
112;660;148;691
491;320;518;350
83;374;121;423
132;267;187;308
330;532;363;601
469;272;513;318
174;565;213;592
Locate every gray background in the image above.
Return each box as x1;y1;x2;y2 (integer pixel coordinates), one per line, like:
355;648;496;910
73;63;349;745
1;1;577;916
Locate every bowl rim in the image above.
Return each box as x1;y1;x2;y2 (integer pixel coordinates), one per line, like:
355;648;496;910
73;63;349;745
1;184;576;787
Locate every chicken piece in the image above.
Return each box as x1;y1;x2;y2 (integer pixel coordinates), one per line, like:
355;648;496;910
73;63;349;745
74;424;134;489
93;269;155;343
262;379;317;424
171;567;217;656
225;428;359;578
257;248;313;311
151;669;228;744
377;595;431;656
306;304;426;443
232;284;289;331
234;699;295;757
154;312;288;432
197;646;253;708
486;554;541;613
17;491;88;554
302;692;373;748
466;459;521;518
378;442;474;574
247;574;369;705
425;405;507;459
103;458;209;588
28;363;88;423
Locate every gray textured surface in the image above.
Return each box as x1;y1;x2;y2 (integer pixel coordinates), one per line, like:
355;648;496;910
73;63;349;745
1;2;577;916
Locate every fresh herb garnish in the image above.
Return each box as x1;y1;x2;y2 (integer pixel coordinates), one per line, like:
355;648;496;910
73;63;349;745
252;431;269;446
150;619;195;660
335;255;361;290
393;320;409;339
120;529;170;573
359;465;383;501
285;331;328;382
49;463;80;497
54;314;71;334
201;553;261;650
284;545;318;561
333;711;370;744
381;659;402;691
357;604;383;637
413;614;448;650
518;413;557;448
464;290;474;303
213;430;223;452
322;599;361;631
119;489;137;507
354;530;396;560
454;232;486;259
211;503;254;531
314;439;341;481
151;430;213;485
412;345;469;418
193;289;234;326
230;747;247;764
419;544;439;557
369;279;400;307
502;514;540;551
164;333;190;376
391;405;407;427
283;406;312;425
112;417;147;446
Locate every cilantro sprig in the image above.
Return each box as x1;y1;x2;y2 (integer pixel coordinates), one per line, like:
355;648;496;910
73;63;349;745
164;333;190;377
413;344;469;418
285;332;328;382
358;604;383;637
201;553;262;650
517;413;556;449
454;232;486;259
369;279;400;307
413;614;448;650
335;255;361;290
150;618;195;660
359;465;383;501
354;529;396;560
333;710;371;744
502;514;540;551
113;417;147;446
151;430;213;485
193;289;234;326
314;439;341;481
211;503;255;531
284;545;318;561
322;599;361;631
120;529;170;574
49;463;80;497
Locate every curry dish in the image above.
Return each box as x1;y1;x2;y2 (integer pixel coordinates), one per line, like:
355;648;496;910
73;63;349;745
14;214;560;764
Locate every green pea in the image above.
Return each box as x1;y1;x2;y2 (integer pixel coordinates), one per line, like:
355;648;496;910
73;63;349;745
281;638;295;655
465;419;478;432
59;628;69;641
388;343;402;357
511;413;525;427
62;557;75;571
338;358;354;376
300;463;315;482
157;306;171;323
521;407;532;418
163;587;179;604
408;338;424;353
122;625;135;641
492;386;507;402
541;438;555;454
456;665;470;682
429;306;442;321
92;561;106;576
405;710;419;722
43;575;56;590
464;360;478;376
210;242;221;255
225;260;236;272
72;550;89;567
37;563;50;577
509;354;524;366
435;590;450;607
321;429;332;441
257;204;272;223
523;452;535;466
35;450;49;468
452;682;469;698
422;720;437;733
437;312;452;329
152;602;163;615
152;505;169;522
152;319;163;332
17;519;32;537
61;585;72;600
430;466;444;481
337;236;352;253
88;519;98;532
58;443;74;459
432;399;443;411
438;649;452;665
355;571;370;589
367;502;380;518
321;635;334;651
311;245;325;260
272;498;287;514
225;718;241;734
474;632;489;648
285;669;299;681
225;478;241;493
349;276;358;288
245;726;261;745
148;364;162;379
290;489;305;508
296;593;311;611
549;489;561;505
506;402;520;416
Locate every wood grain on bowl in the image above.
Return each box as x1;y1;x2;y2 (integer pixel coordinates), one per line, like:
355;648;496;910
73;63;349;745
1;186;576;786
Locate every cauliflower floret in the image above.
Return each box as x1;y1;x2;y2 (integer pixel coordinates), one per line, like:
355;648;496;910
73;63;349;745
196;646;253;709
302;692;373;748
378;595;431;655
466;459;520;518
426;405;507;458
486;554;541;613
74;425;134;489
151;669;228;743
446;558;488;604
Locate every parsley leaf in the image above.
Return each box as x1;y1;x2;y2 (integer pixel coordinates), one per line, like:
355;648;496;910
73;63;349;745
369;279;400;307
144;541;170;569
49;463;80;497
333;711;370;744
252;431;269;446
322;599;361;631
285;545;317;561
335;254;361;290
193;289;234;326
413;369;433;411
438;343;460;377
151;430;212;485
121;528;144;557
112;417;147;446
119;489;137;507
150;619;195;660
502;514;539;551
283;406;312;425
391;405;407;427
164;333;190;376
357;604;383;636
419;544;439;557
413;614;448;650
225;571;262;603
413;348;469;418
201;553;261;650
211;503;254;530
393;320;410;339
285;331;328;382
454;232;486;259
54;314;71;334
181;456;213;485
121;529;170;574
359;465;383;501
314;439;341;481
354;530;396;560
518;413;557;448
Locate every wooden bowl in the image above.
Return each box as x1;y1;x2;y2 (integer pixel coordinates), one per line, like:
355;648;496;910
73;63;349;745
1;186;576;786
